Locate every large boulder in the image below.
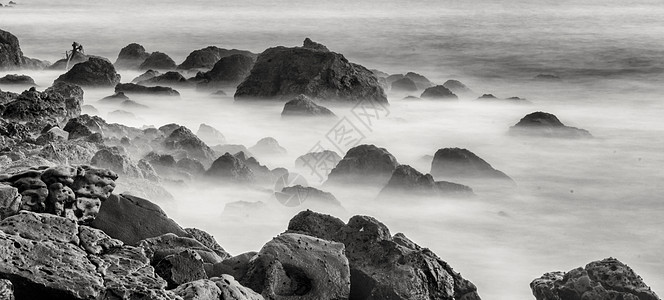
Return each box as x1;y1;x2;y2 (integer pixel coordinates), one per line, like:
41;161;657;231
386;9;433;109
115;83;180;96
178;46;256;70
90;193;188;245
196;54;255;89
139;51;177;71
281;94;336;118
242;233;350;300
326;144;399;186
235;38;387;103
531;257;660;300
54;57;121;87
0;29;47;70
114;43;151;70
509;111;592;138
430;148;512;182
420;85;458;100
287;211;482;300
378;164;473;198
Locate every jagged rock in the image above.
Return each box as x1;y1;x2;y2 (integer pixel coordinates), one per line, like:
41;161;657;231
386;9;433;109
115;82;180;96
138;71;189;87
196;54;255;89
137;159;159;181
206;153;255;183
0;279;13;300
185;227;230;259
132;69;160;83
158;123;181;136
404;72;434;89
139;51;177;70
0;74;35;85
163;126;216;166
420;85;458;100
430;148;513;182
442;79;473;96
178;46;256;70
155;249;208;289
2;82;83;128
174;276;264;300
531;257;660;300
286;211;481;300
378;164;473;198
78;225;123;255
509;111;592;138
0;183;20;219
390;77;418;92
248;137;287;156
281;94;336;117
138;233;228;264
242;233;350;300
38;140;100;165
196;123;226;145
303;37;330;52
45;182;75;218
235;39;387;103
91;147;143;178
231;152;278;184
64;117;94;139
91;193;187;245
212;144;251;157
0;29;46;70
326;144;399;186
114;43;151;70
54;57;121;87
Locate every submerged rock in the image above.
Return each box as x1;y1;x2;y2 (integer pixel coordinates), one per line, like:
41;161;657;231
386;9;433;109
139;51;177;70
379;164;473;198
281;94;336;118
326;144;399;186
115;83;180;96
235;38;387;103
178;45;256;70
509;111;592;138
430;148;513;181
137;71;189;87
0;74;35;85
54;57;121;87
476;93;530;104
420;85;458;100
531;257;659;300
114;43;151;70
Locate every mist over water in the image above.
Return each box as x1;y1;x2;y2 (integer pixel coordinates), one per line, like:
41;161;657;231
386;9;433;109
2;0;663;299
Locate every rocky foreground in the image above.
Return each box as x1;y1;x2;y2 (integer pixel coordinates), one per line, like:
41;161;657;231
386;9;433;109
0;28;659;299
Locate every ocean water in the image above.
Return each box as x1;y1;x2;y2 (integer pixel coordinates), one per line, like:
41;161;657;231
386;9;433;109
1;1;663;299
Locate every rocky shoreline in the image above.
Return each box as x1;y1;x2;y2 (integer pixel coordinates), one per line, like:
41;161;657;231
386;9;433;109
0;28;660;299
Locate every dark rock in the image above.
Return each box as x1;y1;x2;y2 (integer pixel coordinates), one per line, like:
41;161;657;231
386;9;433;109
509;111;592;138
430;148;513;181
248;137;287;156
2;83;83;128
98;91;130;104
154;249;208;289
378;164;473;198
195;54;255;90
205;153;255;183
174;276;264;300
0;183;21;220
196;123;226;145
131;69;160;83
158;123;181;136
420;85;458;100
442;79;473;96
114;43;150;70
64;117;93;140
242;233;350;300
402;95;421;100
390;77;418;92
0;29;47;70
115;83;180;96
404;72;434;89
287;211;481;300
12;176;48;212
531;257;659;300
90;193;188;245
178;46;256;70
281;94;336;118
138;233;227;265
235;39;387;103
233;152;276;184
54;57;121;87
145;152;177;169
303;37;330;52
477;93;498;100
0;74;35;85
139;51;177;71
476;94;530;104
163;126;216;165
326;144;399;186
137;71;189;87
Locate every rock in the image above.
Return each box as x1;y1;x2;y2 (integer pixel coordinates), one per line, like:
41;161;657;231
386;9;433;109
232;152;276;184
295;150;342;171
64;117;94;139
2;83;83;128
138;71;189;87
242;233;350;300
0;183;21;220
212;144;251;157
0;74;35;85
208;251;257;280
281;94;336;118
176;158;205;175
138;233;227;264
98;91;130;104
326;144;399;186
404;72;434;89
163;126;216;166
476;94;530;103
154;249;208;289
390;77;418;92
54;57;121;87
0;29;46;70
248;137;287;156
534;74;561;81
139;51;177;70
277;185;342;208
48;51;89;71
78;225;123;255
184;227;230;259
44;182;75;218
174;276;264;300
108;109;137;120
178;46;256;70
477;93;498;100
196;54;255;89
0;279;13;300
211;90;227;97
91;193;187;245
531;257;660;300
12;176;48;212
90;147;143;178
71;165;118;201
386;74;404;85
158;123;182;136
442;79;473;96
378;164;473;198
115;82;180;96
121;99;149;110
286;211;481;300
420;85;458;100
132;69;160;83
302;37;330;52
509;111;592;138
235;38;387;103
114;43;151;70
0;211;79;243
35;126;69;144
205;153;255;183
430;148;513;181
196;123;226;145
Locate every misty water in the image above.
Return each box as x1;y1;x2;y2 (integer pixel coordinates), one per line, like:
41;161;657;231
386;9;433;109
2;0;663;299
